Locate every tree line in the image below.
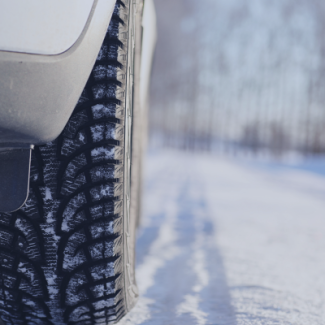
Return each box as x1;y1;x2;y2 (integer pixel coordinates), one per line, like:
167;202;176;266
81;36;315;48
149;0;325;156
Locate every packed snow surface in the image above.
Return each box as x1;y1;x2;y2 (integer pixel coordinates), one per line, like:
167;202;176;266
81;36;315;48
120;149;325;325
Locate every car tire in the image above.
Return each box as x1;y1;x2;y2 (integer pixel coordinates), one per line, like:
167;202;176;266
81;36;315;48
0;0;139;324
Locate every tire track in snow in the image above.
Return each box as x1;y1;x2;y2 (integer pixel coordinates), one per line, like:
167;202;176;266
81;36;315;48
176;226;209;325
176;185;209;325
119;165;183;325
120;151;237;325
175;158;237;325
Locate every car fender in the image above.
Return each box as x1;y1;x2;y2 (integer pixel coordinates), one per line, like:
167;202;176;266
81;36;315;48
0;0;116;212
0;0;116;145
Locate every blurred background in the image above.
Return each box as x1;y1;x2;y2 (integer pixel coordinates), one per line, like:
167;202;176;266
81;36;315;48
121;1;325;324
149;0;325;158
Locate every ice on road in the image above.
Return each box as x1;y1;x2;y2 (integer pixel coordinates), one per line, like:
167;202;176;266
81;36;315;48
120;150;325;325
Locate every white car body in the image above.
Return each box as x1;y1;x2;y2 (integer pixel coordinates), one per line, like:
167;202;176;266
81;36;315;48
0;0;114;55
0;0;156;213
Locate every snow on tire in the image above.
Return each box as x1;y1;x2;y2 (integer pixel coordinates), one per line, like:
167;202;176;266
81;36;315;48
0;1;138;324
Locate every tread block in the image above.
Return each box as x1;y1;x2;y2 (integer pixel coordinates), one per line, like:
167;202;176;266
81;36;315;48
0;1;131;323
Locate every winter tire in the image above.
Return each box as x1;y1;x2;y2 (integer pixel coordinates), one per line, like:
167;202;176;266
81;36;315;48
0;0;139;324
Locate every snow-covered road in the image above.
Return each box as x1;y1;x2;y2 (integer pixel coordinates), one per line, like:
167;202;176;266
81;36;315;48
120;150;325;325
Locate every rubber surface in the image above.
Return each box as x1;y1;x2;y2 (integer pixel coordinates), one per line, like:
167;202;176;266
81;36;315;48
0;1;137;323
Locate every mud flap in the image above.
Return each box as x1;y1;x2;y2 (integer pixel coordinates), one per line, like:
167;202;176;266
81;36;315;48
0;148;31;212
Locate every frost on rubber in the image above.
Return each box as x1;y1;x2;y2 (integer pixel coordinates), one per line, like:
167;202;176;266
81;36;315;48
0;1;136;324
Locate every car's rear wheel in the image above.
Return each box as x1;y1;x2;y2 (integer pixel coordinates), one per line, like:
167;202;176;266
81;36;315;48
0;0;139;324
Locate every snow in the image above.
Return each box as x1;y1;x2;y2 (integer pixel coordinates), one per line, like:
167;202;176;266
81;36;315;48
177;295;208;325
44;187;52;201
120;149;325;325
91;147;114;159
136;198;181;295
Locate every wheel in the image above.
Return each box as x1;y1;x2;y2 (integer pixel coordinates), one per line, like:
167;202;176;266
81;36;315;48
0;0;139;323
